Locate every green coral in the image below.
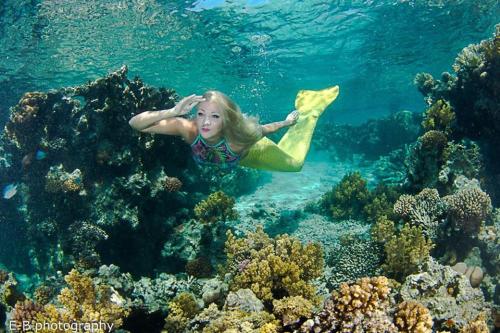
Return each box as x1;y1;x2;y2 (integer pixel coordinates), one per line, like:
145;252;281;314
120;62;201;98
320;172;370;220
371;215;396;244
224;226;323;306
194;191;238;224
382;224;434;281
320;174;401;222
422;99;455;134
164;292;200;333
363;183;401;222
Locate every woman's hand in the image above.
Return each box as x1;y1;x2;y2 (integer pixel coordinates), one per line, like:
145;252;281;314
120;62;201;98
285;110;299;125
173;94;205;116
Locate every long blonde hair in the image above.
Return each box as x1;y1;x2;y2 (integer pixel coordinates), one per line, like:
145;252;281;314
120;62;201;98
202;91;263;147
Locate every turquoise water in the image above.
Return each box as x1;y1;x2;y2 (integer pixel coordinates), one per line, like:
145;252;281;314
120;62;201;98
1;0;498;124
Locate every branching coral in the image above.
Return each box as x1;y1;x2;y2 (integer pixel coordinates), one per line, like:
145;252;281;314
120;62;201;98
438;141;483;193
444;186;492;235
224;226;323;306
194;191;238;224
305;276;393;332
458;313;489;333
320;172;370;220
192;303;279;333
393;188;445;239
382;224;434;281
45;164;84;193
28;269;130;333
394;300;433;333
422;99;455;134
272;296;313;327
371;215;396;243
164;292;200;333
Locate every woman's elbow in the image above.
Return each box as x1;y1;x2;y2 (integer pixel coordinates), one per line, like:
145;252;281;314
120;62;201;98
128;117;142;131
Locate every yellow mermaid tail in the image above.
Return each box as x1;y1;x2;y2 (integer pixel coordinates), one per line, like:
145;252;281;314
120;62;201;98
240;85;339;172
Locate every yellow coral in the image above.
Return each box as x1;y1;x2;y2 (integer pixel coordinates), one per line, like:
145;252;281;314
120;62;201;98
29;269;129;333
319;276;391;332
202;309;279;333
458;313;489;333
194;191;238;224
164;292;200;333
226;226;323;305
422;99;455;134
394;300;433;333
382;224;434;281
272;296;313;327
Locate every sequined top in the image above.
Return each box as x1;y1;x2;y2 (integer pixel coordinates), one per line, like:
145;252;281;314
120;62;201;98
190;134;240;169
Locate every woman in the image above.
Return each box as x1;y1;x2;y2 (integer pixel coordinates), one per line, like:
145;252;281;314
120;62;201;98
129;86;339;171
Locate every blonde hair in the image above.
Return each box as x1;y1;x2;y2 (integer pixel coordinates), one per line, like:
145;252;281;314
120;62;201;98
202;90;263;147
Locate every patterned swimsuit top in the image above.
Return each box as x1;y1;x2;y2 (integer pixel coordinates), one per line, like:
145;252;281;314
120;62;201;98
190;134;241;169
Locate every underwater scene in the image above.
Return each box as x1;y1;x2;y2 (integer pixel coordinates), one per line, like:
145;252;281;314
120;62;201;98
0;0;500;332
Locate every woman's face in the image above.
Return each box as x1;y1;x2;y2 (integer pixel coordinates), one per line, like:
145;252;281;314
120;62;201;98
196;101;224;143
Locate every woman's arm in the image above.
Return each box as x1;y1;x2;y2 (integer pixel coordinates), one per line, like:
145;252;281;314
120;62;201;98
128;108;178;131
128;94;204;141
261;110;299;136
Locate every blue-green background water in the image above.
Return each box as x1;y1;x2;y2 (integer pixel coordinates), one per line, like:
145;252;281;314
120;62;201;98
1;0;499;125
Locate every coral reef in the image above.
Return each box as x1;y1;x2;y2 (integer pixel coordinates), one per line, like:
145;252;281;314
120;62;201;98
382;224;434;281
10;299;44;332
8;269;130;333
414;25;500;202
0;66;261;277
187;303;279;333
477;208;500;275
371;215;396;243
302;276;395;332
45;164;84;194
224;226;324;306
185;256;213;278
194;191;238;224
399;258;488;331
